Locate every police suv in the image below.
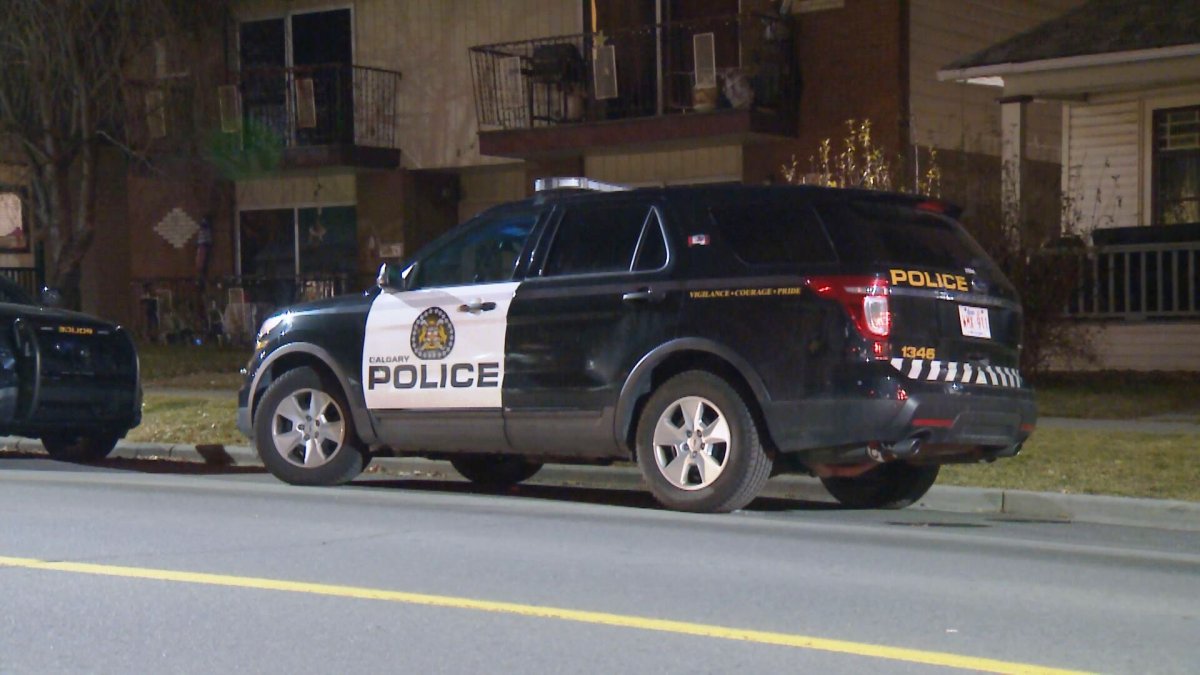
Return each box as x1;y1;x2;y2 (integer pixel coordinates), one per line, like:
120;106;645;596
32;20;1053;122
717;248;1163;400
238;179;1035;513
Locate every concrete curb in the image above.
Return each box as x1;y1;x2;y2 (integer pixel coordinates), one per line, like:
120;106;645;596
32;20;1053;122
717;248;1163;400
5;436;1198;532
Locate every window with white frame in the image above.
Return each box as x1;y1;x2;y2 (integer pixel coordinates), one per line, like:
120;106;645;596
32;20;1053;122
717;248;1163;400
1154;105;1200;226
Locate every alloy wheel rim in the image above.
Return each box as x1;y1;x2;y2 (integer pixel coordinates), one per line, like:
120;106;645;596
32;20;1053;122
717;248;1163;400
270;388;346;469
651;395;731;491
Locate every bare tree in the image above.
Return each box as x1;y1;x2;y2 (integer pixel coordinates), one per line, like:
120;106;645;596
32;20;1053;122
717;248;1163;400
0;0;224;309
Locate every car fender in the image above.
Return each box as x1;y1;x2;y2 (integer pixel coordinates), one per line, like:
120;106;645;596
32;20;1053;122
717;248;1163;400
248;341;380;445
614;337;771;452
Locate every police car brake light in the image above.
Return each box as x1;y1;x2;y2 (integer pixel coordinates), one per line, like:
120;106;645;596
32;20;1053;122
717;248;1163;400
806;276;891;339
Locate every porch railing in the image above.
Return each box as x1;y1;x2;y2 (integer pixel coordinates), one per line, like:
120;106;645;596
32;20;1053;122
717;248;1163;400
236;63;402;149
469;12;795;130
0;267;38;300
1064;241;1200;319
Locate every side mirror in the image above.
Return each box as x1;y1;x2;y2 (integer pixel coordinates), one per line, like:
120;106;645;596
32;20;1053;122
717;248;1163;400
376;262;408;290
39;287;63;308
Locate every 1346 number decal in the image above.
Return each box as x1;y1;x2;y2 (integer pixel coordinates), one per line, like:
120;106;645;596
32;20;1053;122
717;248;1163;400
900;346;936;359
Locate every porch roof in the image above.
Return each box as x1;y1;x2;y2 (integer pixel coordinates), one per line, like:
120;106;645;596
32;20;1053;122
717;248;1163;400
938;0;1200;81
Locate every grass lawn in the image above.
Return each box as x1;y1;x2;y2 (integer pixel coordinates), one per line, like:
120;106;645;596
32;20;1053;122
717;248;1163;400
138;343;248;389
1033;371;1200;420
940;428;1200;501
126;393;243;447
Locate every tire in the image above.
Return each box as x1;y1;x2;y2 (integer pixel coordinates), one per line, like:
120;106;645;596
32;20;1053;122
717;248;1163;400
41;433;120;462
254;366;367;486
821;463;940;509
635;371;772;513
450;455;543;488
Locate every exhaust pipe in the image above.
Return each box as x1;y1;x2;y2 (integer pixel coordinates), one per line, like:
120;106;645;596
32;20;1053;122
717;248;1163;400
878;436;922;459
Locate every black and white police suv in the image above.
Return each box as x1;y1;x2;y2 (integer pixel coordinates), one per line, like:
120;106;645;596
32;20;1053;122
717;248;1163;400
238;179;1035;513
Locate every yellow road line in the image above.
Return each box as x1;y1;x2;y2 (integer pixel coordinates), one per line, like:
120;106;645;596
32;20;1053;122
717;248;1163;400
0;555;1089;675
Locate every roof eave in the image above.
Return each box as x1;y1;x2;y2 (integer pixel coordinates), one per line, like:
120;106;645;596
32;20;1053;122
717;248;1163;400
938;42;1200;83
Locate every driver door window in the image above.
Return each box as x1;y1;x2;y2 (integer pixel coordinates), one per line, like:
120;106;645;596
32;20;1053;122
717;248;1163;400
413;210;537;289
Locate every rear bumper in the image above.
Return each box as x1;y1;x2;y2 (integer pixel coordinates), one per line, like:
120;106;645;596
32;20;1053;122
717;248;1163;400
763;379;1036;457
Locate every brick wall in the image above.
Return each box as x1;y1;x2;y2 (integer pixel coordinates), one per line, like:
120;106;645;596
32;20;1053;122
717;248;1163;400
745;0;907;184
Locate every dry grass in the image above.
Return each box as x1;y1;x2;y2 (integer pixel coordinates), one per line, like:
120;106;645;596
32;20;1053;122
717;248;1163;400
940;428;1200;501
1034;372;1200;420
138;343;248;388
126;393;243;447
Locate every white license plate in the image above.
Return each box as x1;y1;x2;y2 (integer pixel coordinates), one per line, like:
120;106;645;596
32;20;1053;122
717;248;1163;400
958;305;991;339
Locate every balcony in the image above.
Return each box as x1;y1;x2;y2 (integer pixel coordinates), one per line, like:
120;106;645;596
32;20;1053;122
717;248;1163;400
230;63;402;170
469;13;797;158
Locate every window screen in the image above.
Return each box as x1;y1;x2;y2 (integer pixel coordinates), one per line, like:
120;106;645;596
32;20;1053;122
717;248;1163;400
543;204;655;276
708;201;835;266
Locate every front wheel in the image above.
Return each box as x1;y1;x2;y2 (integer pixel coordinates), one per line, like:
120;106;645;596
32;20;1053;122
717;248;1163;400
41;433;120;462
254;367;367;486
450;455;543;488
820;463;940;509
635;371;772;513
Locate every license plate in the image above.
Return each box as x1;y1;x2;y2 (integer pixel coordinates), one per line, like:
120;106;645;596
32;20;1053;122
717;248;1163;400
958;305;991;339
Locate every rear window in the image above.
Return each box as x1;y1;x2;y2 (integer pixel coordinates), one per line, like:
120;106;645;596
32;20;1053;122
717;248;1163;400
708;202;835;266
817;200;999;273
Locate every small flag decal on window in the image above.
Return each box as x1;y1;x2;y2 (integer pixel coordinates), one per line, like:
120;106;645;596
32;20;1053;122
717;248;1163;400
688;234;710;247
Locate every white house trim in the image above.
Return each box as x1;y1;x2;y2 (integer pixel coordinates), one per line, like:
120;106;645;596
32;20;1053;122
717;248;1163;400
938;43;1200;82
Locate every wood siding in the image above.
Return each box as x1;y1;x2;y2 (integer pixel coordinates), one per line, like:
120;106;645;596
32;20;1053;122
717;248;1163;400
585;145;742;186
908;0;1080;161
1062;96;1141;232
459;165;527;222
1050;323;1200;372
236;174;357;210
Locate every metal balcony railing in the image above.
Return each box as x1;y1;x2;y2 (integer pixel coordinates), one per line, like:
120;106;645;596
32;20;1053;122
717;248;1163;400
1064;241;1200;319
132;273;369;345
469;13;795;130
236;63;401;149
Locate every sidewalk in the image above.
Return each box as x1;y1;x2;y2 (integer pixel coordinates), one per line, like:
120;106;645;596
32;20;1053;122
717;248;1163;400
5;435;1198;532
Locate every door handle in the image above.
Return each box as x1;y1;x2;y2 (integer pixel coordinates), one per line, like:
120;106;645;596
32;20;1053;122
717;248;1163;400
457;301;497;314
622;288;661;304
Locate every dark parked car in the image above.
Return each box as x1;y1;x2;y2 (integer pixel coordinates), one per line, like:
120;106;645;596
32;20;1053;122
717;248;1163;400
239;180;1035;513
0;277;141;461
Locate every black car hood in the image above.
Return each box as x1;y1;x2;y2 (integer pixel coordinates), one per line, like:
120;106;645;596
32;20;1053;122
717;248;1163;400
0;301;121;330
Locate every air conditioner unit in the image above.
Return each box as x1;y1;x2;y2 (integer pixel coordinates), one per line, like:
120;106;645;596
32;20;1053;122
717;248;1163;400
693;33;717;89
144;89;167;139
217;85;242;133
294;77;317;129
593;44;618;100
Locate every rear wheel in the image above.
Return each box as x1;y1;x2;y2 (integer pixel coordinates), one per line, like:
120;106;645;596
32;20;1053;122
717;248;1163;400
254;367;367;486
821;463;940;509
635;371;772;513
450;455;543;488
41;433;120;462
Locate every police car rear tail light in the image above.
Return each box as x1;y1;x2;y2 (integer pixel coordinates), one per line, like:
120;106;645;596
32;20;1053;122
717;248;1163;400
806;276;892;340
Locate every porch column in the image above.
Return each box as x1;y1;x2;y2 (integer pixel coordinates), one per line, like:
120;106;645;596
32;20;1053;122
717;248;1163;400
999;95;1031;242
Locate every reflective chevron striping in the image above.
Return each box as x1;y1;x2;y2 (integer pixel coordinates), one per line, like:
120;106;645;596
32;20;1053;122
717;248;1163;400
889;358;1023;389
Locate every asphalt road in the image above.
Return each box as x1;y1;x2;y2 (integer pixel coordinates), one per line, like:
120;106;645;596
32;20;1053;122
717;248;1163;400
2;455;1198;674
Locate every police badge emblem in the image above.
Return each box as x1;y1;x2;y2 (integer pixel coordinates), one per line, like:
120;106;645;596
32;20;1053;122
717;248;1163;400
410;307;455;360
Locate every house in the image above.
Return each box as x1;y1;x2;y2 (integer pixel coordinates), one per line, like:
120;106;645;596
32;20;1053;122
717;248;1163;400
2;0;1082;344
939;0;1200;370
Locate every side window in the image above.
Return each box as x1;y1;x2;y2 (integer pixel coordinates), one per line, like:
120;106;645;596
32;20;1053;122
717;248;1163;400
543;203;664;276
413;209;537;288
709;201;835;266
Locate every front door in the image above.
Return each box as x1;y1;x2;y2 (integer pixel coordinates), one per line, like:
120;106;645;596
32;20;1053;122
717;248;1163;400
362;204;539;452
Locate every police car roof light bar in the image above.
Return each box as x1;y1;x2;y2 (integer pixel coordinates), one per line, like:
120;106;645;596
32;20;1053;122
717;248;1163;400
534;177;630;193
